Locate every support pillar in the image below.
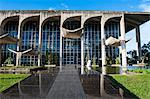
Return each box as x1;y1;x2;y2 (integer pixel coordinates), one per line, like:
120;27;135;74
100;74;105;96
81;33;84;74
16;20;21;66
136;26;141;63
38;16;42;67
101;17;106;75
60;28;63;71
120;15;127;74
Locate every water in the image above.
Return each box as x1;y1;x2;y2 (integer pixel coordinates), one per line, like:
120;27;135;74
127;66;150;70
79;73;139;99
0;68;59;99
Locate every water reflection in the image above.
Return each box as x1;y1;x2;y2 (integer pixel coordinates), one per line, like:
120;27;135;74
80;74;138;99
0;68;59;99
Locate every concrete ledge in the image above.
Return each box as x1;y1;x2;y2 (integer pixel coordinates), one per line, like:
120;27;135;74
3;64;14;66
45;65;56;67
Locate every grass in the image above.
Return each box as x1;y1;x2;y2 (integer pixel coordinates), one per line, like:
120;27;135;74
128;69;150;74
0;74;30;92
111;74;150;99
0;66;40;70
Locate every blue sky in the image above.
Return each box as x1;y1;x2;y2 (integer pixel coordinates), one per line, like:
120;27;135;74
0;0;150;51
0;0;148;11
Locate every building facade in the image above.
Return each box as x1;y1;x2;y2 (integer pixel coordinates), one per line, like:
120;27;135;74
0;10;150;74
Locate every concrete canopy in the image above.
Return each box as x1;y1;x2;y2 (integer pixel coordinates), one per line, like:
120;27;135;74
62;27;83;38
23;49;38;56
0;33;18;44
62;16;82;38
105;36;131;47
8;48;38;56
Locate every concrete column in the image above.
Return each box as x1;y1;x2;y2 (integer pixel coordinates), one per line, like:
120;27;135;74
101;17;106;75
16;19;21;66
81;32;84;74
38;15;42;67
60;28;63;71
100;74;105;96
120;15;127;74
136;26;141;63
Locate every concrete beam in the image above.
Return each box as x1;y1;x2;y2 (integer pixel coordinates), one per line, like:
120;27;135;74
126;18;140;26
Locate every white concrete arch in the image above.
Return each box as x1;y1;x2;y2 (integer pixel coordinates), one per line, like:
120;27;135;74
61;16;82;38
81;14;102;26
0;11;20;26
41;16;60;28
62;16;81;28
60;13;82;25
38;15;61;66
20;15;40;29
102;13;122;26
16;15;40;66
0;16;19;28
83;16;101;26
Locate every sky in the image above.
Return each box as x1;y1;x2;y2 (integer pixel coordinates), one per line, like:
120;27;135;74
0;0;150;52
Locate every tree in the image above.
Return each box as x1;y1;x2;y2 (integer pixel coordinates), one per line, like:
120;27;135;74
127;41;150;65
54;52;58;65
106;56;112;65
115;57;120;64
141;41;150;65
4;57;13;64
45;49;53;65
127;50;138;64
92;55;97;70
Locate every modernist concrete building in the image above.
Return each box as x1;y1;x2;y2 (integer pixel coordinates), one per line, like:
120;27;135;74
0;10;150;74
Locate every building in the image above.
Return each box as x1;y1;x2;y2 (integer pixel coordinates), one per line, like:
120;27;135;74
0;10;150;74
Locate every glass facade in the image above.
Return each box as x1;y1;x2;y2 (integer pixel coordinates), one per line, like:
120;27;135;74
84;21;101;65
62;21;81;65
105;21;120;63
1;18;119;66
2;21;18;64
21;21;39;65
41;20;60;65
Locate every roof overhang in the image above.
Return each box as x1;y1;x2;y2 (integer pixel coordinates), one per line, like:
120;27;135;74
124;13;150;33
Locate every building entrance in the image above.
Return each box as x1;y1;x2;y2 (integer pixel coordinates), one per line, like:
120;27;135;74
62;38;81;65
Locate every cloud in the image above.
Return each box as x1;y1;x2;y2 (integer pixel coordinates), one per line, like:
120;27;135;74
48;7;55;10
139;4;150;11
142;0;150;2
61;3;69;10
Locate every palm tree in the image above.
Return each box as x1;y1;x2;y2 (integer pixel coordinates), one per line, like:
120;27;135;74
141;42;150;65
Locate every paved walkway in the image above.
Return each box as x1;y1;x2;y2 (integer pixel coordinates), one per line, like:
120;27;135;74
47;65;86;99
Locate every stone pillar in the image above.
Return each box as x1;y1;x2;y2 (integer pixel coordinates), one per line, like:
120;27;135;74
100;74;105;96
60;27;63;71
136;26;141;63
120;15;127;74
81;32;84;74
101;17;106;75
16;19;21;66
60;14;63;71
38;15;42;67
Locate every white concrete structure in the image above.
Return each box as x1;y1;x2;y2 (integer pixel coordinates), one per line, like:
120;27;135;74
0;10;150;74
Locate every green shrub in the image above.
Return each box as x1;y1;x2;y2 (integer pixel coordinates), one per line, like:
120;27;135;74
128;69;150;74
106;66;120;74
